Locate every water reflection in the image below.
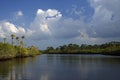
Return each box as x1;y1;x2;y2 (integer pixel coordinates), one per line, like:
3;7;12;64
0;57;36;80
0;54;120;80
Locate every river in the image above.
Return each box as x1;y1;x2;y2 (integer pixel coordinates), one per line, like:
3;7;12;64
0;54;120;80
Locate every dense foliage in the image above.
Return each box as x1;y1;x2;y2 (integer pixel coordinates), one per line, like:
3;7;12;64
0;35;41;60
45;41;120;55
0;43;17;59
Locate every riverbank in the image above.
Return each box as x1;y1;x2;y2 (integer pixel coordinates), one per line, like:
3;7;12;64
45;41;120;56
0;42;41;61
44;50;120;56
1;41;120;61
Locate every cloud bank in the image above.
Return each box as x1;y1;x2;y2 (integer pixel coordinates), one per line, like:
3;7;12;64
0;0;120;48
88;0;120;38
29;9;88;40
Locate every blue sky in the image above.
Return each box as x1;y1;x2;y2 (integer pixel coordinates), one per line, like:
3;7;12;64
0;0;93;22
0;0;120;49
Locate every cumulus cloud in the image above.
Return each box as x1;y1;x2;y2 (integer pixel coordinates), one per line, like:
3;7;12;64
88;0;120;38
25;4;120;41
29;9;62;40
29;9;88;40
0;21;25;38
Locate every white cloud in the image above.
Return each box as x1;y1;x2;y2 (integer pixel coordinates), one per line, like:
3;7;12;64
18;27;26;34
88;0;120;38
14;11;23;20
29;7;119;41
40;24;50;33
28;9;89;40
0;21;26;38
46;9;61;17
17;11;23;17
29;9;62;40
0;9;88;41
0;9;62;39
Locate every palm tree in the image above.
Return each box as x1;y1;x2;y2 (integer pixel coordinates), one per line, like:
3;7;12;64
20;41;24;48
21;36;25;48
21;36;25;40
16;36;19;46
11;34;15;46
3;37;7;44
20;36;25;47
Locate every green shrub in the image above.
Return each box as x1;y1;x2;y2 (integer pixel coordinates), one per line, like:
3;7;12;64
0;43;17;59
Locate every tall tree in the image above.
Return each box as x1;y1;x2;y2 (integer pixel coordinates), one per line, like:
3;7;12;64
21;36;25;48
20;41;24;48
16;36;19;46
11;34;15;46
3;37;7;44
21;36;25;40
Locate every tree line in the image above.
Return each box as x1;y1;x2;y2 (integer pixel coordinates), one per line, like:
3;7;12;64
0;34;41;60
45;41;120;55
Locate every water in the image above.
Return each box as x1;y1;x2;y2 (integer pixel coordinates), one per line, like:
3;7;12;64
0;54;120;80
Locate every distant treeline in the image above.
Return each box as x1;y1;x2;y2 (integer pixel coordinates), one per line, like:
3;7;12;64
0;34;41;60
45;41;120;55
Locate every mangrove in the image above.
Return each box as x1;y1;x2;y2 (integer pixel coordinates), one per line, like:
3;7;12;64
45;41;120;55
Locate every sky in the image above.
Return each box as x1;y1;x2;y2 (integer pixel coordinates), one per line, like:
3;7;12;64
0;0;120;49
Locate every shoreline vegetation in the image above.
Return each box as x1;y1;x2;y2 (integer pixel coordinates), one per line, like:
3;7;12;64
0;34;120;61
45;41;120;56
0;34;41;61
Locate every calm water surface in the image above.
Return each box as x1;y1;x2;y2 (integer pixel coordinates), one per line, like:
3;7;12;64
0;54;120;80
